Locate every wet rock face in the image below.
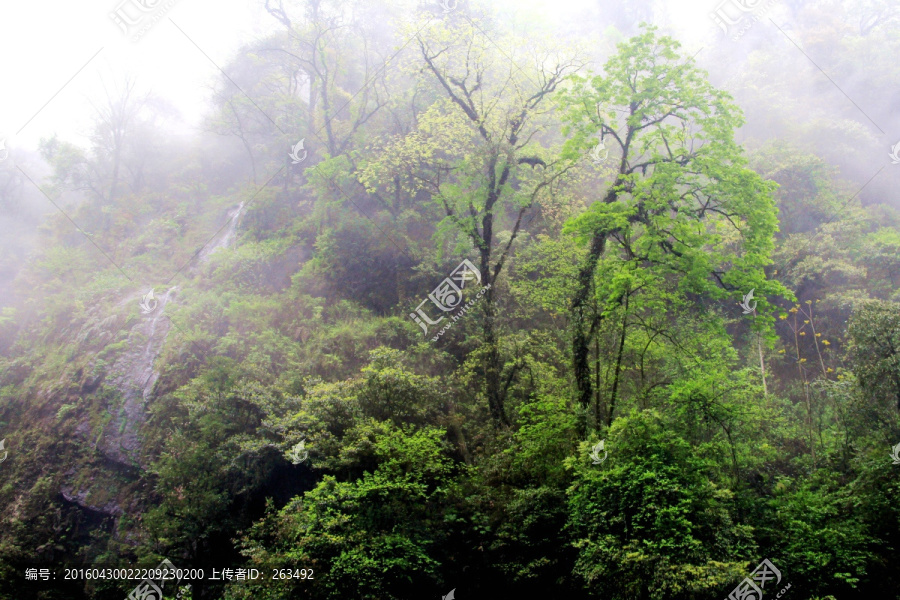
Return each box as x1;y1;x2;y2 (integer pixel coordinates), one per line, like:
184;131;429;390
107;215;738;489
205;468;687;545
99;287;176;465
94;203;245;466
89;203;244;466
42;202;247;546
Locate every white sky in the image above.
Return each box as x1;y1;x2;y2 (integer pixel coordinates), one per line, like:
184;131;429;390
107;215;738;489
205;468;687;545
0;0;716;154
0;0;270;150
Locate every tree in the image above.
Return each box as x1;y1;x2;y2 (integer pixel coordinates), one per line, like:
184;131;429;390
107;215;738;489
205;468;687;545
363;19;580;427
262;0;396;155
847;299;900;412
567;410;751;599
234;423;456;600
559;26;788;429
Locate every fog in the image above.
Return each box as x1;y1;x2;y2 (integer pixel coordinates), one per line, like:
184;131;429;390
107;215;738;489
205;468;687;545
1;0;899;598
3;0;898;302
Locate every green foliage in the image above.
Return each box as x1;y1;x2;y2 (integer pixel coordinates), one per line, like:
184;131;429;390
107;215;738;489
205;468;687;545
560;25;792;316
567;410;752;600
847;300;900;412
234;423;456;600
2;13;900;600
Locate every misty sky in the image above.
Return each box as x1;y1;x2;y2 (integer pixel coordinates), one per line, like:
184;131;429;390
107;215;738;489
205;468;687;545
1;0;723;153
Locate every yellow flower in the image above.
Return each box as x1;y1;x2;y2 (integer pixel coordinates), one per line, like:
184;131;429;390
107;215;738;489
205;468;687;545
822;340;830;346
778;349;786;354
827;368;834;373
806;300;812;304
779;314;787;320
773;269;778;275
804;320;809;324
800;358;807;363
815;332;821;337
790;307;799;313
799;332;806;336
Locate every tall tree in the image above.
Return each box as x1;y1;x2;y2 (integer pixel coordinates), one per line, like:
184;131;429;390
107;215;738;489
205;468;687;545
39;77;148;208
262;0;395;157
848;299;900;412
559;26;788;429
363;19;580;427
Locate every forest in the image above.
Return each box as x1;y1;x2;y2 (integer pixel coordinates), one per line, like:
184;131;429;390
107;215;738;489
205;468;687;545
0;0;899;598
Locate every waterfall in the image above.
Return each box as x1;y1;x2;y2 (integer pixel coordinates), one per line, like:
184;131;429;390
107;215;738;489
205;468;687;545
101;287;177;463
138;286;177;402
99;203;245;464
198;201;245;263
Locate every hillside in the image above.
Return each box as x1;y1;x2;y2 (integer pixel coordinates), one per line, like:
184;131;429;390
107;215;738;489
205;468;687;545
1;1;900;599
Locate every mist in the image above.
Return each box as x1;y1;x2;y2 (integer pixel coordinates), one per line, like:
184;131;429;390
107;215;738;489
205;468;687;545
1;0;899;599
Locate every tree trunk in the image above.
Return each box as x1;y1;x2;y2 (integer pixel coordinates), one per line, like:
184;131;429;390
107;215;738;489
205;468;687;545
478;156;512;429
109;142;121;205
594;334;601;430
757;330;768;397
481;257;508;428
571;231;607;418
607;291;628;427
